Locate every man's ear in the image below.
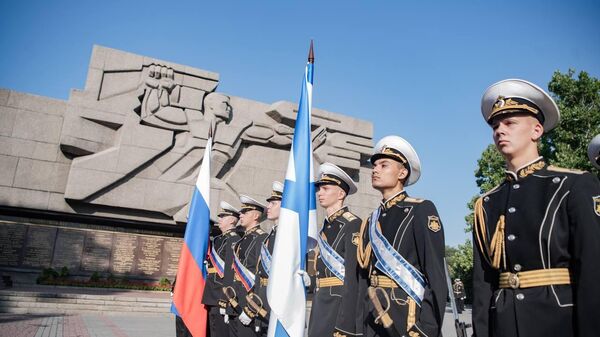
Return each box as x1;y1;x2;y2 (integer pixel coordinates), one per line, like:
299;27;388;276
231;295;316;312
337;188;347;202
532;120;544;141
398;165;409;181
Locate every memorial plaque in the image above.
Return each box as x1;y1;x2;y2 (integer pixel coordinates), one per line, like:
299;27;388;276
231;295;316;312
0;223;27;266
135;236;164;276
81;231;113;272
22;226;57;268
161;237;182;277
110;233;138;274
51;229;85;270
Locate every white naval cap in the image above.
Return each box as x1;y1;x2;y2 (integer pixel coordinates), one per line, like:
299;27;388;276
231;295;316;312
370;135;421;186
481;79;560;132
239;194;266;213
217;201;240;218
266;181;284;202
588;134;600;170
315;162;358;195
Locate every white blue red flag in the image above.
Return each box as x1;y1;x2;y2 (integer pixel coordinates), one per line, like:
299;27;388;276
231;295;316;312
267;41;319;337
171;136;212;337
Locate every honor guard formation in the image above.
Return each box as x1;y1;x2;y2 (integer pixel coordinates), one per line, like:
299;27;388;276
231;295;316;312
176;78;599;337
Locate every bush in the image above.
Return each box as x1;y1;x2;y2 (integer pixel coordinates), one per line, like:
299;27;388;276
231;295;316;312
159;277;171;287
37;268;59;284
59;266;69;278
89;272;101;282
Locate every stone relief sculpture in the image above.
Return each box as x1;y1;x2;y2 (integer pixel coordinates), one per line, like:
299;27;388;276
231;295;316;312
58;46;374;223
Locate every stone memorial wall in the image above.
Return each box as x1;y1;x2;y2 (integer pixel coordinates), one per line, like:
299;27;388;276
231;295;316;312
0;45;377;281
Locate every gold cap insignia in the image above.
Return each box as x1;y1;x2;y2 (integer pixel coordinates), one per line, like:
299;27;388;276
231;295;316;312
428;215;441;232
490;95;540;121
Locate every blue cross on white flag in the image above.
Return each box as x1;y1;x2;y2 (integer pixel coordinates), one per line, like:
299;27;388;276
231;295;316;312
266;41;319;337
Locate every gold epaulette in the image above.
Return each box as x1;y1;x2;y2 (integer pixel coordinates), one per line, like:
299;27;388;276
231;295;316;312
342;211;357;221
547;165;585;174
356;218;371;269
404;197;424;203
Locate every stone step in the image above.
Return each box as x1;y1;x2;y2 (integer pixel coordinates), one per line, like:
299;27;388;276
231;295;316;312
0;306;171;316
0;288;172;315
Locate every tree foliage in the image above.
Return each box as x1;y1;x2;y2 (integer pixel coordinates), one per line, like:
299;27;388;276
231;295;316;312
445;240;474;303
541;69;600;174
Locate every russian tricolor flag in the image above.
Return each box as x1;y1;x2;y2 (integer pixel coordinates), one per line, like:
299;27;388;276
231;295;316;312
267;41;319;337
171;136;212;337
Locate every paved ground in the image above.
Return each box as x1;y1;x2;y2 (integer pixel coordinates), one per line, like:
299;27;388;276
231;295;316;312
0;283;472;337
441;308;473;337
0;313;175;337
0;310;471;337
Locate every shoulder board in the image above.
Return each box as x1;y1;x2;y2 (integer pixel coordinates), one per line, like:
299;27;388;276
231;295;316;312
547;165;585;175
229;231;238;237
481;183;503;198
404;197;424;203
342;211;357;221
255;228;265;235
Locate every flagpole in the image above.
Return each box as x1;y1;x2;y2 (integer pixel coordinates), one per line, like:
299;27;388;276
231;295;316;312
266;40;318;337
171;129;213;337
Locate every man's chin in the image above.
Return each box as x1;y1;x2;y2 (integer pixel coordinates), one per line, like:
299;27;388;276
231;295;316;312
496;144;513;156
371;183;385;191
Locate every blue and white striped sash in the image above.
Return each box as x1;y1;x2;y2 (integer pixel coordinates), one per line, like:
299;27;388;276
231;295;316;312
317;232;345;281
369;208;426;306
260;241;272;276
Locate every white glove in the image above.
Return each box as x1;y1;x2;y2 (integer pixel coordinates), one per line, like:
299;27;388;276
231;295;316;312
223;314;229;324
297;269;311;287
239;311;252;326
219;308;226;316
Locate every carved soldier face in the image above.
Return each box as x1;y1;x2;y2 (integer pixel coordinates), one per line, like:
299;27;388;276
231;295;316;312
267;200;281;221
217;214;238;233
316;184;346;209
204;93;232;122
492;113;543;160
371;158;409;192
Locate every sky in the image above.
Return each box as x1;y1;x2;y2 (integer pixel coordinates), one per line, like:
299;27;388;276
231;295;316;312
1;0;599;246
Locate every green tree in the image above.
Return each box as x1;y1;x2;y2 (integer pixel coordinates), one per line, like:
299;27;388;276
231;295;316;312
464;144;505;232
446;240;474;304
542;70;600;175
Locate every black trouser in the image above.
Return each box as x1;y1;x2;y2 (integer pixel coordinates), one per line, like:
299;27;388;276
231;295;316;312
229;318;261;337
456;297;464;313
175;316;193;337
207;305;229;337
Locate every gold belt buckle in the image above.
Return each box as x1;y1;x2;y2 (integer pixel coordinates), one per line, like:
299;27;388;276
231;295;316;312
508;273;520;289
